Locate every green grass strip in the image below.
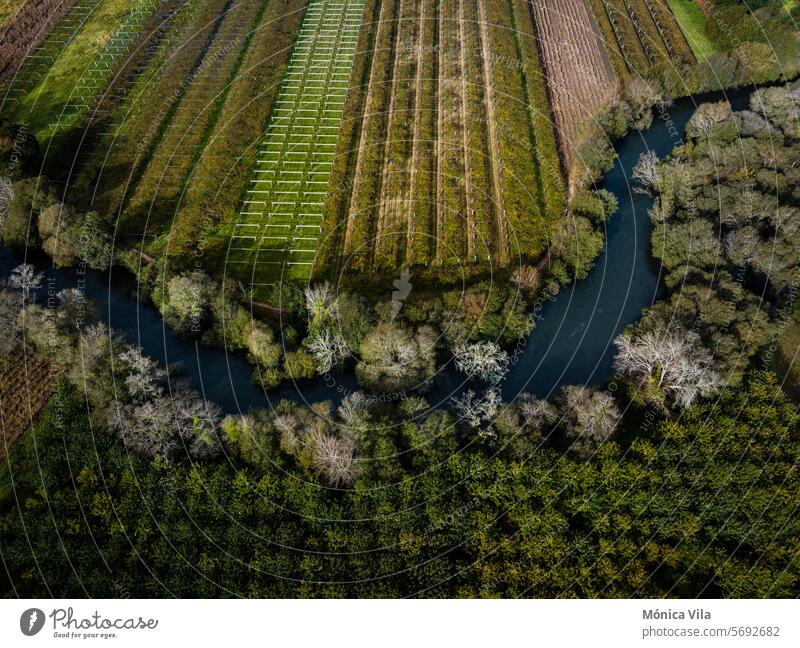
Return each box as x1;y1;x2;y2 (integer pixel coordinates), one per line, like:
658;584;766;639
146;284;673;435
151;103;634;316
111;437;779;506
666;0;718;60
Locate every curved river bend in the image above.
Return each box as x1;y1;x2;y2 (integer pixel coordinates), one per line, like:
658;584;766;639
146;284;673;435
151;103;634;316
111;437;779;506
0;87;755;414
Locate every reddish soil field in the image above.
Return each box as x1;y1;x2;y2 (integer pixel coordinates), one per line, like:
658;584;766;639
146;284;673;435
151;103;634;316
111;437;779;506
0;0;78;82
0;352;54;457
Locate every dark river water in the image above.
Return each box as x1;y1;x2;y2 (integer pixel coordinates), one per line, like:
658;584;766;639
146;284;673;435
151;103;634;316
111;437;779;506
0;86;756;414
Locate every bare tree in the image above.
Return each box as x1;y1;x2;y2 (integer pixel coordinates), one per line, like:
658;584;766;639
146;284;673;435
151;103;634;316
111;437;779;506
313;433;356;487
633;150;659;194
119;345;165;402
337;391;370;430
159;271;214;333
453;341;509;384
451;387;501;429
517;393;558;429
274;413;304;456
307;328;350;373
510;265;541;294
108;385;221;459
8;263;43;302
305;282;338;322
613;327;721;409
560;386;621;458
687;100;732;138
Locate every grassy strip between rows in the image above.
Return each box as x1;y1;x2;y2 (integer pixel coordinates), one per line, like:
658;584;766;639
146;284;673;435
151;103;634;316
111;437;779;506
0;0;24;30
123;0;266;235
8;0;158;141
81;0;228;217
509;0;566;241
484;0;549;261
372;0;419;270
462;0;497;265
435;0;467;265
0;0;100;99
72;0;206;209
642;0;695;62
586;0;650;74
222;0;367;288
665;0;718;60
341;0;399;273
315;0;383;278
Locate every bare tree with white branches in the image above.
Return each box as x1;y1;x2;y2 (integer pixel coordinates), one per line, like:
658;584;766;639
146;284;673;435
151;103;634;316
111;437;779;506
518;394;558;429
307;328;350;373
633;150;659;194
451;387;502;429
337;391;370;430
453;341;509;384
108;385;221;459
560;386;621;458
119;345;166;402
305;282;338;322
613;327;721;409
313;433;356;487
8;263;43;302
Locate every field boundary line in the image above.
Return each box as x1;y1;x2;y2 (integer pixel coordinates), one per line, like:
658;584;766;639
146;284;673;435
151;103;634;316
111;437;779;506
476;0;508;266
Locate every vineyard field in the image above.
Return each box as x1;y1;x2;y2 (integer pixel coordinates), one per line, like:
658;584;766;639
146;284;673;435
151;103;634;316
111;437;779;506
0;0;78;82
314;0;566;285
3;0;168;142
586;0;695;74
531;0;618;177
0;353;53;457
223;0;366;286
666;0;717;60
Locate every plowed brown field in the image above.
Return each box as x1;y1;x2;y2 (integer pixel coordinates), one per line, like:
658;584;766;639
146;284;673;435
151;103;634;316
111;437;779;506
0;352;54;457
531;0;618;183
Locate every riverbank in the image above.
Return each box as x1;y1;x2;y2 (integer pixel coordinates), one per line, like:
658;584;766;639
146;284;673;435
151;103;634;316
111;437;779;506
0;84;765;417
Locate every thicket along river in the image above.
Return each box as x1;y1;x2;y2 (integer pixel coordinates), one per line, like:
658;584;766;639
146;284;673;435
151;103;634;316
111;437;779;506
0;86;756;414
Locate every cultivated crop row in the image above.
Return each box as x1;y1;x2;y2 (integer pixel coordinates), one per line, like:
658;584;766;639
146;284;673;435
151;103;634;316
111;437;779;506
482;0;553;261
0;0;102;112
340;0;398;273
530;0;617;177
0;0;78;83
323;0;566;278
123;0;269;235
5;0;167;142
0;353;53;457
169;0;308;259
372;0;420;269
587;0;694;74
79;0;230;216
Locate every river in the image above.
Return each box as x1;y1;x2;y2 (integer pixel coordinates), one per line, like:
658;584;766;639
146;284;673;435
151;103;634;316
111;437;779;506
0;86;756;415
